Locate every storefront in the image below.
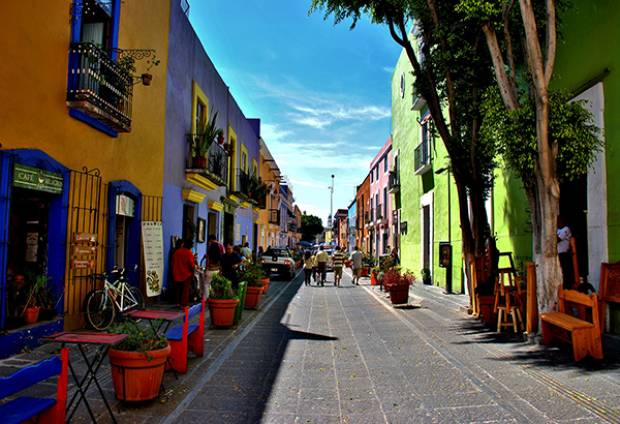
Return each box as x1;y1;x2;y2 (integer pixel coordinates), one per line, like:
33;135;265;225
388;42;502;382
0;150;69;357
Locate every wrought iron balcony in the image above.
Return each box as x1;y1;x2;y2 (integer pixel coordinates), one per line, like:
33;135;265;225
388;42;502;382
186;139;229;188
67;43;133;132
269;209;280;225
388;171;400;193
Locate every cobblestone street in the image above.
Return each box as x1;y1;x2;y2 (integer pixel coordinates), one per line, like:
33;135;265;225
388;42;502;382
157;271;620;423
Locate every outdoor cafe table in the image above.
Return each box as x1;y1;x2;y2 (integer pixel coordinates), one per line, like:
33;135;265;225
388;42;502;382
43;331;127;423
124;308;184;337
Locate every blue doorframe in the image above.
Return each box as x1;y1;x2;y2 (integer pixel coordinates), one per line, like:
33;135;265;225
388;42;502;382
0;149;70;329
106;181;142;286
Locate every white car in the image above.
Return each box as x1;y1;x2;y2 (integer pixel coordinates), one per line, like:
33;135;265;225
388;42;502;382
259;247;296;280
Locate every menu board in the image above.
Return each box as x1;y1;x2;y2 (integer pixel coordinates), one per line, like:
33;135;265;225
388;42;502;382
142;221;163;297
71;233;97;270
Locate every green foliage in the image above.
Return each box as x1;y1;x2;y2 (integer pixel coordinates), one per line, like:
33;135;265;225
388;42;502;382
455;0;503;22
23;274;49;310
108;322;168;353
301;213;324;242
480;87;601;189
239;263;266;287
209;273;235;299
192;111;222;158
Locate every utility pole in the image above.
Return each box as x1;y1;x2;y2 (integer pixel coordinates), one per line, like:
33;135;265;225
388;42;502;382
327;174;335;227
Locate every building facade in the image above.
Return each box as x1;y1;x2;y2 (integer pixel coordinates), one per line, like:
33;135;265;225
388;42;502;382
356;174;371;254
369;138;393;258
347;200;357;252
258;139;281;251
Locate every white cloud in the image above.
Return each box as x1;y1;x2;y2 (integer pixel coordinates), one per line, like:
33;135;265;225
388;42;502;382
382;66;394;74
289;115;332;129
261;123;291;143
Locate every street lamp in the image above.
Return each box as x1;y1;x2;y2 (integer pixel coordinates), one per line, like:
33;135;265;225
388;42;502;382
435;166;453;294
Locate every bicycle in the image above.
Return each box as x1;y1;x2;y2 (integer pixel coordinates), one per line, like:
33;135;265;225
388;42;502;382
84;267;144;330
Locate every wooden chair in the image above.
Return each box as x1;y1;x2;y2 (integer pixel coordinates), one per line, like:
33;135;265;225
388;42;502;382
541;289;603;361
166;299;205;374
0;347;69;424
493;253;523;332
599;261;620;333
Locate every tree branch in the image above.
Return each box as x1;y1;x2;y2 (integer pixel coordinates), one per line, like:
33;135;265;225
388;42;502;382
482;23;519;110
502;0;517;83
544;0;556;85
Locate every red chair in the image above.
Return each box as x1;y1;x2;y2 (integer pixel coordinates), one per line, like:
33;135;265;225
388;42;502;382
0;347;69;424
166;299;205;373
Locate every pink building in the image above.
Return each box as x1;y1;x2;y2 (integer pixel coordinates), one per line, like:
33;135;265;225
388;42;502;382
369;137;393;258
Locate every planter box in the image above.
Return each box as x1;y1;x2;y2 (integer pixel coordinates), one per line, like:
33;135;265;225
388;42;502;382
208;298;239;328
244;286;263;309
389;286;409;305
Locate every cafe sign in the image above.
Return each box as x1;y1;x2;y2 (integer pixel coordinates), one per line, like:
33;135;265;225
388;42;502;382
13;164;63;194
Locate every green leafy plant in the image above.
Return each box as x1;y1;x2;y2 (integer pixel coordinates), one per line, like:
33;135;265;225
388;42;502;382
193;111;222;158
108;321;168;353
382;269;415;292
22;274;48;313
421;268;432;284
209;273;235;299
239;263;265;287
117;56;136;79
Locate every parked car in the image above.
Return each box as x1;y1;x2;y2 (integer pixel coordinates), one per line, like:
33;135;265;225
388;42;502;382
259;247;296;280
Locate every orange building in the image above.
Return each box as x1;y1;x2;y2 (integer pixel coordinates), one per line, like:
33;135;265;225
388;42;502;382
356;174;371;254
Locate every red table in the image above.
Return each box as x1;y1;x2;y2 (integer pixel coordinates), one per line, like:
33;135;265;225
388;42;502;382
125;309;184;336
44;332;127;424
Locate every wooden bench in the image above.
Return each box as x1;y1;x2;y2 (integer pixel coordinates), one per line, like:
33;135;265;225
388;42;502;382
0;347;68;424
166;299;205;374
541;289;603;361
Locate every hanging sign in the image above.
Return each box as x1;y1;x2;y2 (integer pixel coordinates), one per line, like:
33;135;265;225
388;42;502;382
116;194;135;217
142;221;164;297
13;164;63;194
71;232;97;270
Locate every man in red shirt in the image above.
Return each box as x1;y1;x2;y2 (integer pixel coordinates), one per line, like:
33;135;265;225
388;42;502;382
172;239;195;307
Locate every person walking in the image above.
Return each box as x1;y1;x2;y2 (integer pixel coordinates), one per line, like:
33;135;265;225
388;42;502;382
315;246;329;287
221;243;243;289
172;239;195;307
332;246;345;287
557;216;575;289
303;251;314;286
351;246;363;285
201;235;222;299
241;242;252;262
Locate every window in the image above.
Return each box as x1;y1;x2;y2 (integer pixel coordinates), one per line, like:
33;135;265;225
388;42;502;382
191;81;209;135
370;169;374;183
375;166;379;180
400;73;405;99
195;100;206;133
383;187;388;218
384;156;388;173
252;159;258;178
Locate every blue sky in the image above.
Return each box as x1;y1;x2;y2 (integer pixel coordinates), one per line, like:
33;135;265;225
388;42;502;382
189;0;401;225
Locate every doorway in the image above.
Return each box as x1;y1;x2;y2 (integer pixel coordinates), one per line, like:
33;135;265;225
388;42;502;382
223;212;234;245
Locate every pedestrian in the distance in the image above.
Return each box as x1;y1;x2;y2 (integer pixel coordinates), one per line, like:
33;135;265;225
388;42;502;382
241;242;252;262
351;245;363;285
315;246;329;287
332;246;345;287
172;238;195;307
201;235;222;299
557;215;575;289
303;250;313;286
222;243;244;288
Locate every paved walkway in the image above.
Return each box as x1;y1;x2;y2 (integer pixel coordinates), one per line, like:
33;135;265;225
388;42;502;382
160;272;620;423
3;271;620;423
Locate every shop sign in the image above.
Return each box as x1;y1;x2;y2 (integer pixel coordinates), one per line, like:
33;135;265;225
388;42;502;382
13;164;63;194
71;232;97;270
116;194;135;217
142;221;164;297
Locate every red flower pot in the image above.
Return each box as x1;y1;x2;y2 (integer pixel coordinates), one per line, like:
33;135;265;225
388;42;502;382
370;272;378;286
208;298;239;327
389;286;409;305
192;156;207;169
260;277;270;294
108;344;171;402
361;267;370;277
244;286;263;309
23;306;40;324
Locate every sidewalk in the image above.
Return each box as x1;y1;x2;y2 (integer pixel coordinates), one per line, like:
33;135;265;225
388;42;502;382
0;272;299;423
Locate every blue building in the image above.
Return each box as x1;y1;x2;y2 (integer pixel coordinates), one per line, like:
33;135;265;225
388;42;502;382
348;200;357;252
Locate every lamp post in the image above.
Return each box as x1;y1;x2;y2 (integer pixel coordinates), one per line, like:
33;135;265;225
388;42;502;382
435;166;452;294
327;174;334;228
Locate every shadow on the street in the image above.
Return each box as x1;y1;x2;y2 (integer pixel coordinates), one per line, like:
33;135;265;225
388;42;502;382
451;317;620;373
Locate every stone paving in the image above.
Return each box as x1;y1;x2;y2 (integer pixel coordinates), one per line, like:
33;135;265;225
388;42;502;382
2;270;620;423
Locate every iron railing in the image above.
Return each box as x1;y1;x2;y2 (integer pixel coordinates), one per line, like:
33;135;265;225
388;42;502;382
414;141;431;174
388;171;400;192
67;43;133;132
186;138;228;186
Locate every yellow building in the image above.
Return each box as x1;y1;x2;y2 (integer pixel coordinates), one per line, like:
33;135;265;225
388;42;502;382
0;0;170;355
257;139;281;250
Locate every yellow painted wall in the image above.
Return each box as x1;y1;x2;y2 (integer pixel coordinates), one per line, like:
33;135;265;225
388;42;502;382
258;146;280;249
0;0;170;196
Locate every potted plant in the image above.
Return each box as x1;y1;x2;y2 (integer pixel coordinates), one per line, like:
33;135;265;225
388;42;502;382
140;56;160;86
239;263;265;309
190;111;221;169
22;274;48;324
208;273;239;327
421;268;432;285
383;269;415;305
370;266;380;286
107;322;170;402
361;254;374;277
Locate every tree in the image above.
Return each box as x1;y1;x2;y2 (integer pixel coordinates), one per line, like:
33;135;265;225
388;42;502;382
301;213;324;242
310;0;499;299
459;0;600;312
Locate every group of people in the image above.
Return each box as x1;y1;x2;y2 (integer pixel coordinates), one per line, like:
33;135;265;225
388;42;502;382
170;237;255;307
302;245;365;287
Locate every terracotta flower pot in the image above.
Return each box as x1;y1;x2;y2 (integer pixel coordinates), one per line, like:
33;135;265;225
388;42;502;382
141;73;153;86
23;306;40;324
370;272;378;286
208;298;239;327
260;277;270;294
192;156;207;169
108;344;171;402
389;286;409;305
244;286;263;309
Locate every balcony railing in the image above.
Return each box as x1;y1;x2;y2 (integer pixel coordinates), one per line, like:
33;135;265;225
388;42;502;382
414;141;431;175
388;171;400;193
269;209;280;225
67;43;133;132
186;140;229;187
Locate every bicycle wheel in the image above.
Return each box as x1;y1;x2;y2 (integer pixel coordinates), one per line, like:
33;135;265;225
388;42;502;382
127;286;145;310
85;289;116;330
